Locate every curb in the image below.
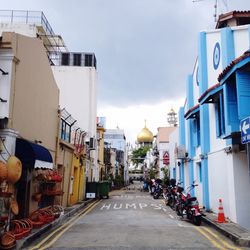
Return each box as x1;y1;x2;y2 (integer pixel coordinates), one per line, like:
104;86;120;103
201;215;250;247
18;199;96;249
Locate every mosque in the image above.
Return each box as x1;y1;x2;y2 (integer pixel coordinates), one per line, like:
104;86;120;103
137;121;154;146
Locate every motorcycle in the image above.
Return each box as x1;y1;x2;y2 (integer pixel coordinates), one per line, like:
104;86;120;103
163;179;182;209
175;182;202;226
153;182;163;199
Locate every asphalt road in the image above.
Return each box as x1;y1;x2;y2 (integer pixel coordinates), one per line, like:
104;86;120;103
33;181;247;250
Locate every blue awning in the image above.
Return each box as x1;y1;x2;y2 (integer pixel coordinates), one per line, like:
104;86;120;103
218;51;250;84
15;138;53;169
199;84;223;105
184;104;200;120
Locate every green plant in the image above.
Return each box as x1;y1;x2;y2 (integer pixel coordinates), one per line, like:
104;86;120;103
131;146;150;167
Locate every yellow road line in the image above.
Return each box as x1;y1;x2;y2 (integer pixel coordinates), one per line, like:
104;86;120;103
29;200;101;250
39;200;101;250
202;227;241;250
195;227;226;250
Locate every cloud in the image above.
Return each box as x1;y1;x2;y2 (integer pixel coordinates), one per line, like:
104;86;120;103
98;98;184;143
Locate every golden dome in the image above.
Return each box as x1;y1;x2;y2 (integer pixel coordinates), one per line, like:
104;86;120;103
137;121;154;143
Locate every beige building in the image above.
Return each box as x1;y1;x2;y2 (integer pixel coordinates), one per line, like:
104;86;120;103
0;31;59;217
97;124;106;181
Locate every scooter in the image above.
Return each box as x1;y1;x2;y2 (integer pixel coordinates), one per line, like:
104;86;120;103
175;182;202;226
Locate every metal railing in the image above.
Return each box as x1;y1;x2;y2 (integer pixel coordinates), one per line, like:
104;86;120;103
0;10;55;35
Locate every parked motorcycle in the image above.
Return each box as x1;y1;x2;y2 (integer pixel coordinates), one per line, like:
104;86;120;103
153;182;163;199
163;179;182;209
175;182;202;226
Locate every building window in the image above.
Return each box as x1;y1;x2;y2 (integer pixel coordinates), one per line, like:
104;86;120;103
85;54;93;67
197;162;202;182
215;92;225;137
73;53;81;66
60;120;71;143
61;53;70;66
193;115;200;147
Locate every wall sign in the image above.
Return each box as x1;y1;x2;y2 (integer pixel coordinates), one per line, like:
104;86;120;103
213;42;220;70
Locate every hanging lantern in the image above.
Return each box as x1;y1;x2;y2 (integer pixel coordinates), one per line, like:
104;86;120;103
6;156;22;184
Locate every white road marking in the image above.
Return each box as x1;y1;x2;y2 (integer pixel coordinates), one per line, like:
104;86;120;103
100;203;111;210
125;203;137;209
169;214;174;219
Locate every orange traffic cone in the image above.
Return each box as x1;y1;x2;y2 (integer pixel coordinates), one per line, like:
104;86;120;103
217;198;226;223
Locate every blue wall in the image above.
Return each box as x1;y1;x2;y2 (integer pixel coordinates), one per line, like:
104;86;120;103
198;32;210;210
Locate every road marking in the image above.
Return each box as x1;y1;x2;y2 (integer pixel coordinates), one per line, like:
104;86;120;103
195;227;226;250
29;200;101;250
169;214;174;219
202;227;241;250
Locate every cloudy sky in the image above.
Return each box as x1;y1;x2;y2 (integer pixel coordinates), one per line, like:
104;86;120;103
1;0;250;143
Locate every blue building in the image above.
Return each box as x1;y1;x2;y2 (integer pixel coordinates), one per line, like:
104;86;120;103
170;11;250;229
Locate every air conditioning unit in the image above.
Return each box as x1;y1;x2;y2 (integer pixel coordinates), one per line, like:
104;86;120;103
89;137;96;150
175;145;186;159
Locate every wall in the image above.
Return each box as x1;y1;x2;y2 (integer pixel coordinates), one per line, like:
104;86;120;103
233;152;250;229
233;26;249;58
57;143;74;207
0;23;37;38
169;129;178;179
8;33;59;160
52;66;97;137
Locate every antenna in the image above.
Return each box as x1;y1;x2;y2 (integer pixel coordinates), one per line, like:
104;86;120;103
193;0;228;22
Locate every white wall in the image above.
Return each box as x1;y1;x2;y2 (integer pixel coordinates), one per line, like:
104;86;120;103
52;66;97;138
158;142;169;179
0;23;37;37
0;49;13;119
209;104;226;151
208;151;232;217
169;129;179;179
206;30;222;88
233;26;249;58
232;152;250;229
192;60;200;104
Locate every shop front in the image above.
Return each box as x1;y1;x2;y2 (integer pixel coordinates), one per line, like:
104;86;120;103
15;138;59;218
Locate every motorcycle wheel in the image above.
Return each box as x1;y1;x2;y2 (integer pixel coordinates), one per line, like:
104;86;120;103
193;216;202;226
153;194;159;199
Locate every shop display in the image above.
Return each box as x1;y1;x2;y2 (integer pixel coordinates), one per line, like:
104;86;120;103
0;156;64;246
33;169;63;208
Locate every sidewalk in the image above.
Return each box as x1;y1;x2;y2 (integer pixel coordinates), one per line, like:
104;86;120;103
17;199;95;250
201;211;250;247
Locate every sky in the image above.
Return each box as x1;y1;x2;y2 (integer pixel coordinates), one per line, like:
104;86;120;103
1;0;250;144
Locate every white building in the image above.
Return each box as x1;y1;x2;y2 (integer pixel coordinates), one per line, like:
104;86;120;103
155;127;177;179
52;52;98;181
104;128;128;182
169;11;250;229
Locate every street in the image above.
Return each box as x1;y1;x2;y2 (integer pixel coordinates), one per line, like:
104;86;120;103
27;182;247;250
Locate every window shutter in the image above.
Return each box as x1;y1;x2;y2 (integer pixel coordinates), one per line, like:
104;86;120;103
236;71;250;120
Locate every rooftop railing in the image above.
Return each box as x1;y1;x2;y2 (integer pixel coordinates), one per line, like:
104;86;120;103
0;10;55;35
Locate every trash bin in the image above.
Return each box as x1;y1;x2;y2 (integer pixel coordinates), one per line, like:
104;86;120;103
86;182;98;199
98;181;110;199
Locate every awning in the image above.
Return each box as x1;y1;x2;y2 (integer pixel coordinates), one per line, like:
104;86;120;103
198;83;223;105
15;138;53;169
218;50;250;84
184;104;200;120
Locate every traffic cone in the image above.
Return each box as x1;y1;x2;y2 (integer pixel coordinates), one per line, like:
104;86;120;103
217;199;226;223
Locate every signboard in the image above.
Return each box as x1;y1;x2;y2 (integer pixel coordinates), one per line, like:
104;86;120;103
163;151;169;165
241;117;250;144
86;193;96;198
